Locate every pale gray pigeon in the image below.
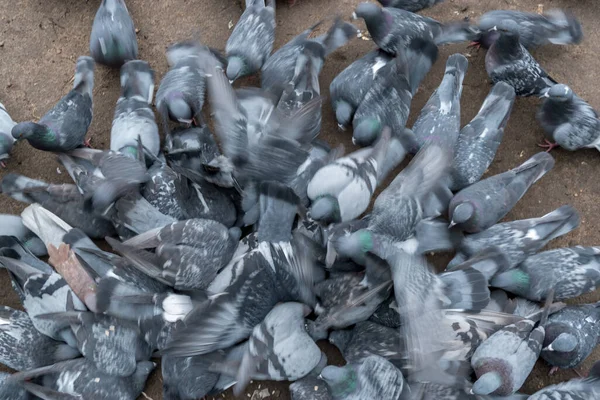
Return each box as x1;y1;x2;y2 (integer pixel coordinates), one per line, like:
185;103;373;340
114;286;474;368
89;0;138;67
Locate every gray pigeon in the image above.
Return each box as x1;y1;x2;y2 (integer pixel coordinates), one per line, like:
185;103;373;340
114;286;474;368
9;358;154;400
491;246;600;302
412;53;468;151
12;56;94;152
290;375;332;400
0;306;80;371
368;295;401;328
163;125;223;176
528;360;600;399
0;372;29;400
540;302;600;372
473;9;583;49
449;152;555;233
0;215;46;256
451;82;516;191
89;0;138;67
450;205;580;269
377;0;443;12
352;38;438;147
0;102;17;166
485;21;557;96
111;60;159;157
330;49;394;128
536;84;600;152
320;355;406;400
161;353;220;400
226;0;276;82
470;293;554;396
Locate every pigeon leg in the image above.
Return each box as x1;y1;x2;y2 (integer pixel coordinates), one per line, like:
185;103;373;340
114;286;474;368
467;41;482;50
538;139;559;152
83;138;93;148
0;161;6;168
549;366;560;376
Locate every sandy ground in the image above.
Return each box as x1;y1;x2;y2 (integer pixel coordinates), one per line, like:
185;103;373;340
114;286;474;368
0;0;599;398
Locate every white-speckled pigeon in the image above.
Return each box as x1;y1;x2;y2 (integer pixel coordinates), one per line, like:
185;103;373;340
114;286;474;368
0;102;16;166
90;0;138;67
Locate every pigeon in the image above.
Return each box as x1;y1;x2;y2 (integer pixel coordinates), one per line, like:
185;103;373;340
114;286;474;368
307;129;391;223
226;0;276;82
8;358;155;400
161;353;221;400
290;375;333;400
0;306;80;371
540;302;600;372
0;214;46;256
491;246;600;302
485;20;557;96
352;38;438;147
412;53;468;151
11;56;94;152
329;49;394;128
107;218;239;291
450;205;580;269
473;9;583;49
163;125;222;175
470;292;555;396
377;0;444;12
0;102;16;166
368;295;401;328
536;84;600;152
486;289;544;318
229;302;323;395
261;18;358;98
449;152;555;233
528;360;600;399
451;82;516;191
320;355;406;400
111;60;159;157
0;372;29;400
89;0;138;67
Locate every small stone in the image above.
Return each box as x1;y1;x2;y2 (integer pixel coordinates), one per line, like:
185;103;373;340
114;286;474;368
0;41;4;47
228;20;234;29
135;28;140;33
56;48;61;54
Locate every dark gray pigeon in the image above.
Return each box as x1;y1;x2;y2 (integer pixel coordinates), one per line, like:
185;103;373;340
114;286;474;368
528;360;600;399
320;355;406;400
0;306;80;371
89;0;138;67
290;375;332;400
352;38;438;147
377;0;443;12
451;82;516;191
111;60;159;157
161;353;220;400
11;56;94;152
412;53;468;151
9;358;154;400
536;84;600;152
368;295;401;328
470;292;554;396
0;215;46;256
473;9;583;49
450;205;580;269
449;152;555;233
226;0;276;82
491;246;600;302
485;21;557;96
0;102;17;166
540;302;600;372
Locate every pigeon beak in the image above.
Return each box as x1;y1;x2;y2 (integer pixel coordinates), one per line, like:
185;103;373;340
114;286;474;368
469;389;475;395
351;12;358;20
229;79;234;84
448;221;457;229
491;25;498;31
543;344;554;352
540;91;550;98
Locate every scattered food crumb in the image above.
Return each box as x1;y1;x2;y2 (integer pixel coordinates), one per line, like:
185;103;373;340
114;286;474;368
228;20;234;29
135;28;140;33
56;167;61;174
519;150;525;158
537;4;544;14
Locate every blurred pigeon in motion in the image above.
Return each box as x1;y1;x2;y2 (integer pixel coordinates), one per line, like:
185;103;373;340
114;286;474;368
107;218;239;291
111;60;159;157
528;361;600;399
0;102;16;166
473;9;583;49
451;82;516;191
0;372;29;400
412;53;468;151
320;355;406;400
163;125;221;174
12;56;94;152
161;352;222;400
540;302;600;373
307;129;391;223
226;0;276;82
262;18;358;97
470;292;555;396
377;0;444;12
89;0;138;67
536;84;600;152
485;20;557;96
450;205;580;268
8;358;154;400
491;246;600;302
449;152;555;233
368;295;401;328
0;214;46;256
352;38;437;147
0;306;80;371
290;375;332;400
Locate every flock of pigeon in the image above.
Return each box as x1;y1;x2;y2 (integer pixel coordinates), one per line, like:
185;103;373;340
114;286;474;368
0;0;599;399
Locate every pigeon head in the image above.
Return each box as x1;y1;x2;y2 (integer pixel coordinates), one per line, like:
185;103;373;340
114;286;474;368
472;371;502;395
165;93;193;123
496;20;520;39
479;29;501;48
11;122;52;142
353;3;390;39
490;269;530;296
450;202;475;228
226;56;248;82
353;118;382;146
310;195;341;223
166;40;202;67
545;84;574;102
321;365;357;398
544;332;578;352
334;229;372;259
335;101;353;127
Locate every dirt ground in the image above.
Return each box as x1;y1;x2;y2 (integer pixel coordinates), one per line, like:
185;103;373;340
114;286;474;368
0;0;599;398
